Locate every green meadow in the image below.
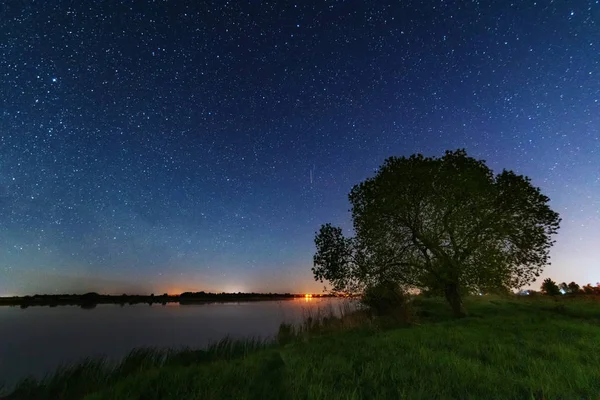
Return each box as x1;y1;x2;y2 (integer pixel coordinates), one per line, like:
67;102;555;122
3;296;599;400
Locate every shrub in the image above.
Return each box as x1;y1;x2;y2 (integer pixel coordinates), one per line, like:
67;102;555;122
361;281;408;318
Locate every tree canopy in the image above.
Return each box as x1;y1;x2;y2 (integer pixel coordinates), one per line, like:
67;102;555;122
312;149;561;317
567;282;581;294
541;278;561;296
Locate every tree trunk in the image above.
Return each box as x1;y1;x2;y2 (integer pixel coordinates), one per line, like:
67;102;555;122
444;283;467;318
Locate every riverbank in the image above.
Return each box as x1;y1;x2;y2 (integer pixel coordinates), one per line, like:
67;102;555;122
3;296;599;399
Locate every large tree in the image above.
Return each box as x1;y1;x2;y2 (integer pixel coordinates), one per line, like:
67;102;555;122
312;150;560;317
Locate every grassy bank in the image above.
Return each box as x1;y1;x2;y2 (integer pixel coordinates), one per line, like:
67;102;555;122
3;296;600;399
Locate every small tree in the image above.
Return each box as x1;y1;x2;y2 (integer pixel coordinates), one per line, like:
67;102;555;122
582;284;595;295
313;150;560;317
541;278;560;296
567;282;581;294
361;280;407;316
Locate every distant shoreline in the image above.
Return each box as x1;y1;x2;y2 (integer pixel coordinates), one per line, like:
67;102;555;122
0;292;343;308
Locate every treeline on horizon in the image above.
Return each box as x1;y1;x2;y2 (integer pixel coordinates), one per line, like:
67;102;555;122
524;278;600;296
3;278;598;309
0;291;338;309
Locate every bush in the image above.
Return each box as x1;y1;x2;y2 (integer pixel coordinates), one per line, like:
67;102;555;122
361;281;409;319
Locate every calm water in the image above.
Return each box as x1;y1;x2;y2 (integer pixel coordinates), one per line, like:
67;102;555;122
0;298;353;389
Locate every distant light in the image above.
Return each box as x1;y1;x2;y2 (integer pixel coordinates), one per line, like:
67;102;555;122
52;77;57;82
305;293;312;298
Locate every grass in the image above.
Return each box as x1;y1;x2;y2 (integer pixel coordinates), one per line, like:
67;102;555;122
3;296;600;400
1;338;269;400
277;299;375;343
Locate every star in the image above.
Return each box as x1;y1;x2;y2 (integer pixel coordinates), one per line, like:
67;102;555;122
0;0;597;296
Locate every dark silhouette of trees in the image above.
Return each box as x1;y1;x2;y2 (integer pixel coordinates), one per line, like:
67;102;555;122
567;282;581;294
582;284;596;295
529;280;600;296
313;150;561;317
361;280;407;316
1;291;328;308
541;278;561;296
524;279;600;297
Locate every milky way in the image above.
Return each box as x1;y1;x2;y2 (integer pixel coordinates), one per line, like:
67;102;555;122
1;1;598;295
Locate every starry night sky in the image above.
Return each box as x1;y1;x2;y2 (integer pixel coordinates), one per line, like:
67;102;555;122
1;1;598;296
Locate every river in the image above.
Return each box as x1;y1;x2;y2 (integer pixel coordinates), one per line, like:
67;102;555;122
0;297;354;390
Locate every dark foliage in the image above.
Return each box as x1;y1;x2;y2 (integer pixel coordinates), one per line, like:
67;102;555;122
313;150;561;317
0;292;337;308
361;280;407;316
567;282;581;294
541;278;561;296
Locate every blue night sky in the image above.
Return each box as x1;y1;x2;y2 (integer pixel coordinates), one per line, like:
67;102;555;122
1;1;598;296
